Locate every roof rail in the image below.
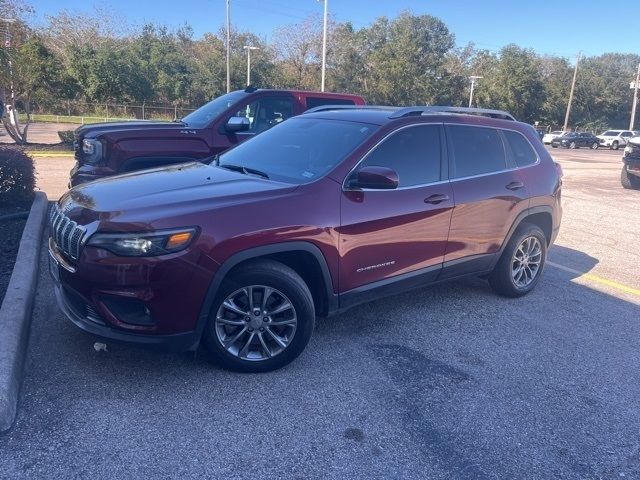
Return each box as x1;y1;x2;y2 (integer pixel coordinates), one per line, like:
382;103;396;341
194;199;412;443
303;105;398;114
389;106;516;121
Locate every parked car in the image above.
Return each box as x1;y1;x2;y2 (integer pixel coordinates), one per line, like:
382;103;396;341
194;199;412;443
542;130;567;144
622;137;640;189
597;129;635;150
69;87;365;187
49;105;562;372
551;132;599;149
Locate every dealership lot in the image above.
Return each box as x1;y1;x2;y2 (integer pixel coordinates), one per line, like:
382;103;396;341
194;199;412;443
1;146;639;478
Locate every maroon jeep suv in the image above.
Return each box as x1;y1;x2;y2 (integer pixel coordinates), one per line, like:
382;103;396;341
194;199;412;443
50;105;562;372
70;87;365;186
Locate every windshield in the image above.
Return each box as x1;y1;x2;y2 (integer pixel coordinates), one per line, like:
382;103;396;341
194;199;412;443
182;91;247;128
602;130;620;136
218;117;378;184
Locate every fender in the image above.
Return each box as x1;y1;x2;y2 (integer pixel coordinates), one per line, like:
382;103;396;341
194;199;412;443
195;241;338;341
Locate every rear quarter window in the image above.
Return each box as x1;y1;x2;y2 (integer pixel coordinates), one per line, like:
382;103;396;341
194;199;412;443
447;125;506;178
503;130;538;167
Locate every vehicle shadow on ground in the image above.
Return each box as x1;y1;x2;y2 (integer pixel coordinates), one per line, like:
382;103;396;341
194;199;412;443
547;244;599;278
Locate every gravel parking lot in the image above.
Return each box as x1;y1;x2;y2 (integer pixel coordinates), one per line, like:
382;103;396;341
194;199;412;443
1;146;639;479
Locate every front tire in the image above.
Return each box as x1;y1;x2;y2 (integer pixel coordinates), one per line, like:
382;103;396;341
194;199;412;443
591;142;599;149
489;223;547;297
612;141;619;150
569;141;577;149
621;167;640;190
203;260;315;372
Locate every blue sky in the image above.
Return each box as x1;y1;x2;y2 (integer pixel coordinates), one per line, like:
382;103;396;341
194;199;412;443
29;0;637;58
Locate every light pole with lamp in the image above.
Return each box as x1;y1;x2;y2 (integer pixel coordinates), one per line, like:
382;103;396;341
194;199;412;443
243;45;259;86
468;75;482;108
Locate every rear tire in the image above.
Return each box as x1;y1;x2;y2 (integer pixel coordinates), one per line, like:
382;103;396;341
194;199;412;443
621;167;640;190
203;260;315;372
489;223;547;298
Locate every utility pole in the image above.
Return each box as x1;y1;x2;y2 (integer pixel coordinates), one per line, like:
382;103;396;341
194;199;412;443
563;53;580;132
243;46;259;86
319;0;328;92
630;63;640;131
468;75;482;108
226;0;231;93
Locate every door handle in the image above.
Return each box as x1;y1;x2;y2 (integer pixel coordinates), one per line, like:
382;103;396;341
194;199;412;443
506;181;524;191
424;194;449;204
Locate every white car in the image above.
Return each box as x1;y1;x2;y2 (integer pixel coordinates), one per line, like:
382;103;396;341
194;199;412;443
597;130;634;150
542;130;567;144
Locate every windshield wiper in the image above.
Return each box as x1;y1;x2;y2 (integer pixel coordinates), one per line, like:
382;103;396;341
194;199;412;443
218;163;270;179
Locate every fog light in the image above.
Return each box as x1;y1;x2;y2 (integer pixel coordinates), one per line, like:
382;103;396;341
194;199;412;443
100;297;155;327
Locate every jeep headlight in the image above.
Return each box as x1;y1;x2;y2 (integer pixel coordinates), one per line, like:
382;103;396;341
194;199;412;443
87;228;197;257
624;145;633;154
82;138;103;164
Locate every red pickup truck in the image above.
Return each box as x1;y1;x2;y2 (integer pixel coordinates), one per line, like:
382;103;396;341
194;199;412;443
70;88;365;186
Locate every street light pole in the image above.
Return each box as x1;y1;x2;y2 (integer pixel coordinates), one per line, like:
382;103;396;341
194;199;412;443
319;0;328;92
243;46;259;86
468;76;482;108
226;0;231;93
630;63;640;131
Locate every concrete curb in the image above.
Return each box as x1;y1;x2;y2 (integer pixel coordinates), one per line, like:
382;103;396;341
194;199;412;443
0;192;49;432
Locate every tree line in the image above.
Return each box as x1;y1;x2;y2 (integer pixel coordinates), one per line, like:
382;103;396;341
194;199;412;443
1;3;639;135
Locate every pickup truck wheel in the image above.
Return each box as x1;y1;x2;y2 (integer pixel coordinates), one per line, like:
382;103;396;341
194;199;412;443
489;223;547;298
612;141;619;150
203;260;315;372
621;167;640;190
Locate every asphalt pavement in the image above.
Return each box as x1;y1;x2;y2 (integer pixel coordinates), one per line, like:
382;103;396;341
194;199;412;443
1;146;639;479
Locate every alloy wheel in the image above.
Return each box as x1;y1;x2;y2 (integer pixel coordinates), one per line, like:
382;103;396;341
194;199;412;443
214;285;297;361
511;236;543;288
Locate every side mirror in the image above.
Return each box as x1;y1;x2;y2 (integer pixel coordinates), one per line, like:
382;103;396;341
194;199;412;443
225;116;250;133
349;166;399;190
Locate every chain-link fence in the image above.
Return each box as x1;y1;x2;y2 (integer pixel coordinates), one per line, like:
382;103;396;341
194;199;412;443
24;102;198;124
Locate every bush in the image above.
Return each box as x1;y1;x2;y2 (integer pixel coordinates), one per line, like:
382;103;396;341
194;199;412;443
58;130;74;144
0;148;35;207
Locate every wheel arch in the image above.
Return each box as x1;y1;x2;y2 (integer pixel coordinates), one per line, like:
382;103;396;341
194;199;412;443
196;242;337;341
491;206;554;270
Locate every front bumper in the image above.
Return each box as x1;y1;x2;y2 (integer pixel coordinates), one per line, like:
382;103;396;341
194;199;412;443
53;282;200;351
48;235;215;351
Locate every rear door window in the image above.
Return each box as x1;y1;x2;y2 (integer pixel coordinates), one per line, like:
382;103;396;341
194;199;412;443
359;125;441;187
305;97;355;110
503;130;538;167
447;126;507;178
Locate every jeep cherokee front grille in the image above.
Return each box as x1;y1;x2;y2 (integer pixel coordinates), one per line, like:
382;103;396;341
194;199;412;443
50;204;86;261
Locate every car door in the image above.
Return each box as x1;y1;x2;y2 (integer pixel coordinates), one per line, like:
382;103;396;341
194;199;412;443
339;123;454;292
442;124;529;278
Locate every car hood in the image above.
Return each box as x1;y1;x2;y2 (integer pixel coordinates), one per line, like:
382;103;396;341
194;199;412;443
75;120;187;139
59;162;297;226
628;137;640;146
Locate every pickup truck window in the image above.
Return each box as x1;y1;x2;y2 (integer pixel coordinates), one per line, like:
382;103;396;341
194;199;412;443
306;97;355;109
218;117;377;184
182;91;247;128
234;97;294;133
